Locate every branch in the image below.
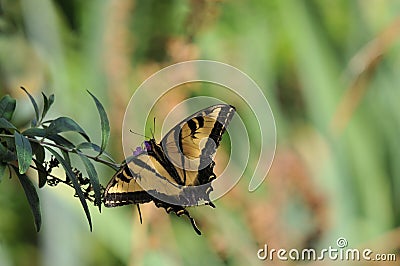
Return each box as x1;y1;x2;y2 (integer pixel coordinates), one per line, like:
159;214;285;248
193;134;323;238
0;133;121;169
8;160;100;204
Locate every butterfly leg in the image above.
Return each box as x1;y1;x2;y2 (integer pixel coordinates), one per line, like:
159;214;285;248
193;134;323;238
136;204;143;224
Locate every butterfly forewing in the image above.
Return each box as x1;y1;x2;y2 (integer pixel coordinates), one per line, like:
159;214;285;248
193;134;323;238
161;105;235;173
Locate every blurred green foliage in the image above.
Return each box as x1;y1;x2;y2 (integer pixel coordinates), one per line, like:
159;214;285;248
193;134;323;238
1;0;400;265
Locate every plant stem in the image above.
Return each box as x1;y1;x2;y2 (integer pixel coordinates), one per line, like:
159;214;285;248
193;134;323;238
8;160;98;203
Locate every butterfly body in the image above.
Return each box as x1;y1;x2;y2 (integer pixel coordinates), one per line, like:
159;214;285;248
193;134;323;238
103;104;236;234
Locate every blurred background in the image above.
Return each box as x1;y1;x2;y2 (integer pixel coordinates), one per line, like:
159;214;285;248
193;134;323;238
1;0;400;265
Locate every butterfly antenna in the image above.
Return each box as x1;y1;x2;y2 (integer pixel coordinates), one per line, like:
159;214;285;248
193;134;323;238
136;204;143;224
150;117;156;139
129;129;149;139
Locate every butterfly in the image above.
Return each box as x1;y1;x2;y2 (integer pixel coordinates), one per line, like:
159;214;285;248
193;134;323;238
103;104;236;235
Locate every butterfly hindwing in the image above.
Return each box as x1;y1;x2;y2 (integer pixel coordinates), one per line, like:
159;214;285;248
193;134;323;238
103;153;153;207
103;151;183;207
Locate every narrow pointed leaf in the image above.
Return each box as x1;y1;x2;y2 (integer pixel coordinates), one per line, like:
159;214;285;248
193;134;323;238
0;95;16;121
0;163;6;182
23;127;47;137
47;134;75;149
76;142;98;150
61;149;71;166
7;165;12;179
47;117;90;142
45;147;92;231
14;131;32;174
41;93;49;122
42;93;48;109
31;143;46;187
48;94;55;108
87;91;110;155
23;129;76;149
0;142;16;162
76;142;116;163
33;158;47;188
20;87;39;126
12;166;41;231
78;154;102;212
0;117;17;130
31;142;45;162
40;93;54;122
23;128;76;149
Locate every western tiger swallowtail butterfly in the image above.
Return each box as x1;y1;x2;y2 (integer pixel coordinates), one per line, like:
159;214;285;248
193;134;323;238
103;104;236;235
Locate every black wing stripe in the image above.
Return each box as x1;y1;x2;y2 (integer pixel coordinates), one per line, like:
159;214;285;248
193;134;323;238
130;154;182;188
187;119;197;134
195;116;204;128
198;106;235;184
148;142;184;186
178;128;187;184
104;191;152;207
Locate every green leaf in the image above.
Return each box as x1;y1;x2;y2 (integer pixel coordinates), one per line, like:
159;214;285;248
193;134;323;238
20;87;39;126
40;93;55;122
31;142;47;187
23;127;47;137
23;128;76;149
0;117;17;130
61;149;71;166
0;95;16;121
76;141;101;151
0;142;16;162
87;91;110;155
14;131;32;174
76;142;116;163
48;94;55;107
78;154;102;212
41;93;49;122
31;142;45;162
47;134;75;149
0;163;6;182
12;166;41;232
47;117;90;142
32;158;47;188
45;147;92;231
